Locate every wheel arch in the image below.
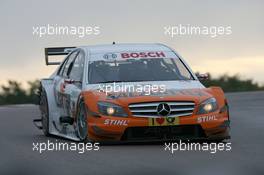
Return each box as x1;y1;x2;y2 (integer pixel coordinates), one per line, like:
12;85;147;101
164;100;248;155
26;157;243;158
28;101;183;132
40;79;60;134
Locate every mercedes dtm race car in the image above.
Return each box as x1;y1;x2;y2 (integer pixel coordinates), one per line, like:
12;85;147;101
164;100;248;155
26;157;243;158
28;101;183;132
34;43;230;142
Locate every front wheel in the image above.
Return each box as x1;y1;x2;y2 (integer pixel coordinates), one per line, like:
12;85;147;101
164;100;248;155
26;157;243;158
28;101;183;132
76;101;88;141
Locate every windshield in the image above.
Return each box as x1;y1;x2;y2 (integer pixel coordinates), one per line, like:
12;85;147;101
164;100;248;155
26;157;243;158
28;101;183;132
88;57;194;84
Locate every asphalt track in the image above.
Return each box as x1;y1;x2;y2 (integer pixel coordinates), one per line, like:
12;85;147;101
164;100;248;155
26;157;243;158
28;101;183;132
0;91;264;175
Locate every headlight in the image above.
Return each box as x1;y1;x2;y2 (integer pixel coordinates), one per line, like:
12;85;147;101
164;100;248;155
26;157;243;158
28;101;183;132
97;102;128;117
197;98;218;114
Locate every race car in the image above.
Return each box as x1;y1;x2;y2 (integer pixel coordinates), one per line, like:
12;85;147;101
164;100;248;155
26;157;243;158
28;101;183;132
34;43;230;142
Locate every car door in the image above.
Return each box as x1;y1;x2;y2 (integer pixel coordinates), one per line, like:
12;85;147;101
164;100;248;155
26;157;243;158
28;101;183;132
53;50;79;116
62;50;85;118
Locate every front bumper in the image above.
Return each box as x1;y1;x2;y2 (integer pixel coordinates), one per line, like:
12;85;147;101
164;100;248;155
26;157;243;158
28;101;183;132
87;112;231;142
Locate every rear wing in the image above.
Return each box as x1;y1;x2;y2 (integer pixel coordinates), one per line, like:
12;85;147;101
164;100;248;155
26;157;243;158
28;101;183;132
44;47;76;65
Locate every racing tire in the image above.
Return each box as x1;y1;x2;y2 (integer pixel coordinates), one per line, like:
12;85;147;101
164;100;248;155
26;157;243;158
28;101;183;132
39;88;50;136
76;100;89;142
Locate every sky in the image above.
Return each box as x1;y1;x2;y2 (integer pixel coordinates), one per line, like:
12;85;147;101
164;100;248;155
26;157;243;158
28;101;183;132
0;0;263;87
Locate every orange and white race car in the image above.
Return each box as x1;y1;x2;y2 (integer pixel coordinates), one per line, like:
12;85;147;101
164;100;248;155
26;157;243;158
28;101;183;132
34;43;230;142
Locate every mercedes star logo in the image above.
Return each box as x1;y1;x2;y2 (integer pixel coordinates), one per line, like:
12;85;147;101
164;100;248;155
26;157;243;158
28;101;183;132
157;103;171;116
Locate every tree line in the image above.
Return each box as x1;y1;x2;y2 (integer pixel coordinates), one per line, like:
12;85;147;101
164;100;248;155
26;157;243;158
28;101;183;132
0;74;263;105
0;80;40;105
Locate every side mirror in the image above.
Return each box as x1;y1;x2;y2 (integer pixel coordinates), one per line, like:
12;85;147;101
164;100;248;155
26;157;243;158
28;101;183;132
64;79;82;84
196;73;209;81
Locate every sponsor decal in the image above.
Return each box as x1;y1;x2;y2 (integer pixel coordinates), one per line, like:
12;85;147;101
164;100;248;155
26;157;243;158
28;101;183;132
197;115;217;123
156;118;165;125
149;117;179;126
144;126;180;135
121;51;166;59
104;119;128;126
166;117;176;123
103;53;117;60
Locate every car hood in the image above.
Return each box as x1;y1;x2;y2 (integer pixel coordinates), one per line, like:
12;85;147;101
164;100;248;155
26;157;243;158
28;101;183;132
84;80;212;105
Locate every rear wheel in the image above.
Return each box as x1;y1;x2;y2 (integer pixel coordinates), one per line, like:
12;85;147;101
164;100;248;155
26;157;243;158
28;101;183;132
76;101;88;141
39;88;50;136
